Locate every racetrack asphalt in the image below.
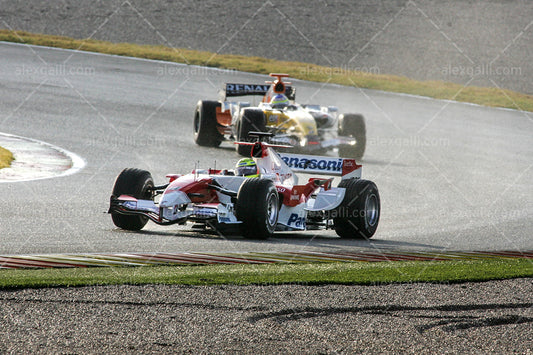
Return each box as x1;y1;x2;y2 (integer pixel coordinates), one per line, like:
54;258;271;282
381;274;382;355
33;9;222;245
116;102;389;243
0;42;531;255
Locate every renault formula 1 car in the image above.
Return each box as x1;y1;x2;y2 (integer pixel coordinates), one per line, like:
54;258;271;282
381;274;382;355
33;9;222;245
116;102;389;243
193;73;366;159
109;134;380;239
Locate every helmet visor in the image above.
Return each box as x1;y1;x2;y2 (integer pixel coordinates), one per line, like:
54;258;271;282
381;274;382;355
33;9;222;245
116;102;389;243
237;166;258;176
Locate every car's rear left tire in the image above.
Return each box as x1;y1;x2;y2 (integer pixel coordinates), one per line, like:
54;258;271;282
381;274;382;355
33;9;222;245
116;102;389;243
194;100;223;147
333;179;380;239
111;168;154;231
235;178;279;239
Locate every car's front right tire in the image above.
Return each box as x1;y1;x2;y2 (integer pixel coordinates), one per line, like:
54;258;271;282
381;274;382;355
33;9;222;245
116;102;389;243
111;168;154;231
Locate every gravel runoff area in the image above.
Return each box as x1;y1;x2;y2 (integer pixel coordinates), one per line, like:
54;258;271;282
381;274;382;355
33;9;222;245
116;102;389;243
0;279;531;353
0;0;532;94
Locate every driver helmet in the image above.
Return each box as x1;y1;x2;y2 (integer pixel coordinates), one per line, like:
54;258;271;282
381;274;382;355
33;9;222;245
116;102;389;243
235;158;259;177
270;94;289;109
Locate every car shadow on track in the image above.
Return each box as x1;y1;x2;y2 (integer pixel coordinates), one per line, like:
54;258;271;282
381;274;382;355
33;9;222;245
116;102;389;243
269;231;442;251
358;158;409;167
113;228;442;251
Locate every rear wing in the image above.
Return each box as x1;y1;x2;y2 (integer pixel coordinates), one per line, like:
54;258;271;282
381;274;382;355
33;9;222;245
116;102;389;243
222;83;296;101
277;152;361;179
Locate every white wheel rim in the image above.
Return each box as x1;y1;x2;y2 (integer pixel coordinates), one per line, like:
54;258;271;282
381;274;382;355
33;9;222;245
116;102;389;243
266;192;278;227
365;193;379;227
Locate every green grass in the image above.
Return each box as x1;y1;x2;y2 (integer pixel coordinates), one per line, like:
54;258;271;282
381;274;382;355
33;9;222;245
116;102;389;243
0;146;14;169
1;30;533;112
0;259;531;289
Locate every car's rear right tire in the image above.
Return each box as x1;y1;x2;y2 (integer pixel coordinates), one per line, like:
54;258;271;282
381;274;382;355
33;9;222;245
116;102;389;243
338;113;366;160
333;178;380;239
111;168;154;231
194;100;223;147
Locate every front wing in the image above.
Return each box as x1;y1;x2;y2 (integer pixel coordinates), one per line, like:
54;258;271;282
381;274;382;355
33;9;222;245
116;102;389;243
110;195;241;226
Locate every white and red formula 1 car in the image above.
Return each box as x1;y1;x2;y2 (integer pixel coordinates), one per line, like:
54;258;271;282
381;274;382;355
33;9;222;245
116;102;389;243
109;133;380;239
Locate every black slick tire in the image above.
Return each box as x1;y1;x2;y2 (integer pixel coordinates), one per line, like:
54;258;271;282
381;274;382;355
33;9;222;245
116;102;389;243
194;100;222;147
338;113;366;160
235;178;279;239
111;168;154;231
236;108;266;156
333;179;380;239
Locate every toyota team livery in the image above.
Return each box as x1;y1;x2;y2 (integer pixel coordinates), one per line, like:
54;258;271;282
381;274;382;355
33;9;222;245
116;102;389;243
109;133;380;239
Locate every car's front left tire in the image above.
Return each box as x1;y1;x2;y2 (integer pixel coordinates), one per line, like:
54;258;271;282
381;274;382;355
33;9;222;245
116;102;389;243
235;178;279;239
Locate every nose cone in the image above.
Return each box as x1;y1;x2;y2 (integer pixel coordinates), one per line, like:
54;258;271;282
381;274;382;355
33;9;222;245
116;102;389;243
286;110;318;136
160;189;191;208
